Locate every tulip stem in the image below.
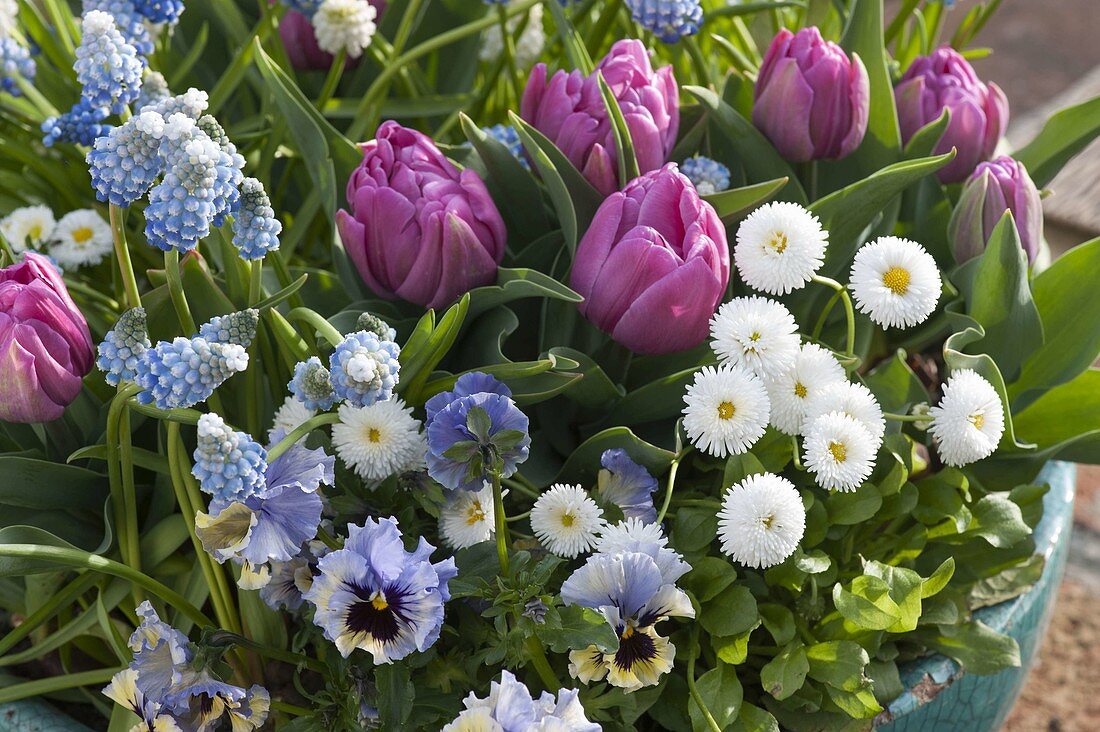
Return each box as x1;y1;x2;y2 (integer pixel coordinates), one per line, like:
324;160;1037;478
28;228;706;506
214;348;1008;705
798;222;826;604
799;161;818;202
811;275;856;359
491;469;510;576
315;50;346;111
495;4;524;107
164;250;197;334
682;36;712;89
109;205;141;310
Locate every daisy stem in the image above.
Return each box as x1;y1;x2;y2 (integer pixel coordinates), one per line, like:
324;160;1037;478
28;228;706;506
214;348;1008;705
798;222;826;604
810;288;843;341
686;628;723;732
266;412;341;461
503;476;540;499
505;510;531;523
790;435;804;470
656;446;692;524
883;412;926;422
524;635;563;692
811;275;855;359
109;205;141;311
491;469;510;576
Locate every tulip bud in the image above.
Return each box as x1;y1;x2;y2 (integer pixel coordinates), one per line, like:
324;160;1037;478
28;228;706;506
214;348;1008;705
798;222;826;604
337;121;507;309
521;39;678;195
0;253;94;423
753;27;869;163
570;164;729;355
895;46;1008;183
948;155;1042;264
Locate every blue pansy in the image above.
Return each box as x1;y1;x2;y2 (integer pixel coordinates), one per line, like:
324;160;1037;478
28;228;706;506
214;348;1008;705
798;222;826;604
598;448;659;523
424;371;512;422
442;670;600;731
425;390;530;492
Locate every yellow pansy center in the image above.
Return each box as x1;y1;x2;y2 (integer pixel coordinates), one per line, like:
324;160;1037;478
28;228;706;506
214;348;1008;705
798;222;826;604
370;591;389;611
882;266;911;295
717;401;736;420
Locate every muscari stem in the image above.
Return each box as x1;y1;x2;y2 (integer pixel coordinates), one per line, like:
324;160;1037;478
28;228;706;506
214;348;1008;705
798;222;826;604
164;250;196;334
109;205;141;310
266;412;341;461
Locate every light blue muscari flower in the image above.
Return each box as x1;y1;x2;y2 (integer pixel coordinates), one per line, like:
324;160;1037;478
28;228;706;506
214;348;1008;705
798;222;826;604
199;309;259;349
196;115;245;227
86;110;165;206
42;98;111;147
355;312;396;343
625;0;703;44
134;335;249;409
132;0;185;24
134;69;170;112
442;670;600;732
144;115;222;252
83;0;155;56
289;356;337;411
303;516;457;662
0;37;35;96
145;87;208;119
191;412;268;503
560;522;694;690
482;124;530;170
74;11;144;115
329;330;401;408
680;155;730;196
96;307;150;386
598;448;659;524
232;178;282;260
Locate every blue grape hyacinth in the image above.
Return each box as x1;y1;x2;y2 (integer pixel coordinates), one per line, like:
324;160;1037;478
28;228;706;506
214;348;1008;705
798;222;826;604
83;0;155;56
199;310;259;349
134;335;248;409
625;0;703;43
196;115;245;226
144;115;222;252
680;155;730;195
0;37;35;96
482;124;530;170
133;69;170;112
96;308;150;386
192;413;268;503
42;98;111;147
329;331;401;408
232;178;282;260
132;0;185;24
75;11;145;115
86;110;165;206
289;357;337;411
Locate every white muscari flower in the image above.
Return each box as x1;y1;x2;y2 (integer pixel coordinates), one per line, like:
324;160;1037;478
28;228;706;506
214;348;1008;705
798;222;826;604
269;396;317;442
1;205;55;252
682;363;771;457
49;209;112;268
929;369;1005;467
734;202;827;295
765;342;847;435
480;3;544;68
802;411;878;492
718;473;806;568
803;380;885;444
849;236;941;329
709;295;801;379
439;483;496;550
312;0;377;58
530;484;605;558
331;400;424;483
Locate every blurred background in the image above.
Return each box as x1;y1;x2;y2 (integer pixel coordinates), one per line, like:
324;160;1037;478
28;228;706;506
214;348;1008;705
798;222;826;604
909;1;1100;728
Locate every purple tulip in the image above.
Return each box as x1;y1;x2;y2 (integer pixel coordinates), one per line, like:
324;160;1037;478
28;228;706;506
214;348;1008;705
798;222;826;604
753;27;869;163
0;253;93;423
337;121;507;310
570;164;729;355
895;46;1008;183
521;39;679;196
278;2;383;71
948;155;1042;264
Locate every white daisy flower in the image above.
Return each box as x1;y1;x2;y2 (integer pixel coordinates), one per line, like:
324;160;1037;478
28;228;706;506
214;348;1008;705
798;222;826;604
849;236;941;329
269;396;317;442
682;363;770;458
709;295;801;379
718;473;806;569
480;3;544;68
439;483;497;550
331;400;423;483
802;411;878;492
49;209;112;268
929;369;1005;467
734;202;827;295
764;343;847;435
595;517;668;555
1;205;55;252
803;380;885;444
530;484;605;558
312;0;377;58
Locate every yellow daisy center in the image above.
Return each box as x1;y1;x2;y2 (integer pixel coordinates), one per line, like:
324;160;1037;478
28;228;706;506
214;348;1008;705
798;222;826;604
828;441;848;463
761;513;775;530
766;231;789;254
465;500;486;525
72;227;95;245
882;266;911;295
28;224;42;241
560;512;575;528
794;382;808;399
367;427;382;443
968;413;985;430
717;401;736;420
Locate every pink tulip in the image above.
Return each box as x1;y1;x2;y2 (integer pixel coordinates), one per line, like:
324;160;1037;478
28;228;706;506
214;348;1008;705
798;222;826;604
337;121;507;309
949;156;1042;264
0;253;93;423
521;39;679;196
571;164;729;355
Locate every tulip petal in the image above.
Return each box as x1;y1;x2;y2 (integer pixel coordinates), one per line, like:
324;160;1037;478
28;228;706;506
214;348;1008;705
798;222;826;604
752;57;816;162
612;257;723;355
